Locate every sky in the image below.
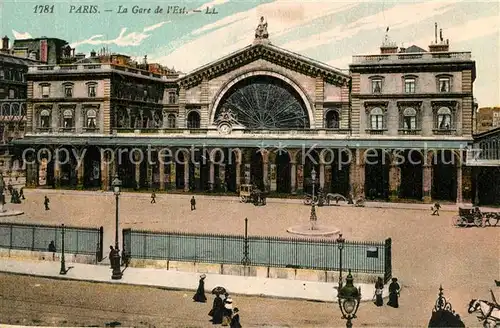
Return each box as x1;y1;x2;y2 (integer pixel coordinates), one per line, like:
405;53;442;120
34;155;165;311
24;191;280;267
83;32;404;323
1;0;499;107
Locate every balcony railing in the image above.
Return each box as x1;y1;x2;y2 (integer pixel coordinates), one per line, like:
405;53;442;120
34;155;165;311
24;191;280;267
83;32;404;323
398;129;421;135
432;129;456;135
28;64;170;80
352;51;472;64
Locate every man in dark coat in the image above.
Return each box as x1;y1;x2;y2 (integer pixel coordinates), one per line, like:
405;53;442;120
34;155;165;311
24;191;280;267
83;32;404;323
230;307;242;328
387;277;401;308
193;274;207;302
44;195;50;210
190;196;196;211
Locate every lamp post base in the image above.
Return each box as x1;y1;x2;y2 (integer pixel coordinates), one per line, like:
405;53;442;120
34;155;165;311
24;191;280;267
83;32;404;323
345;318;353;328
111;253;122;280
111;269;123;280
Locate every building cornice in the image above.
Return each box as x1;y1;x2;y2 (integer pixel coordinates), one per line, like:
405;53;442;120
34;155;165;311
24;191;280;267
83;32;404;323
353;92;472;99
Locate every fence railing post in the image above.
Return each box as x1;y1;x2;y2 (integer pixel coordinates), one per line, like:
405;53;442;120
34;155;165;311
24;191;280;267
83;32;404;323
98;226;104;261
241;218;250;265
9;225;13;250
384;238;392;283
31;226;35;251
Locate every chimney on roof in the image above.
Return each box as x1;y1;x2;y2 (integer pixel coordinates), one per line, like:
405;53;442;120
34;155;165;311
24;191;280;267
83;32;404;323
429;23;450;52
90;49;96;57
380;27;398;54
1;36;9;52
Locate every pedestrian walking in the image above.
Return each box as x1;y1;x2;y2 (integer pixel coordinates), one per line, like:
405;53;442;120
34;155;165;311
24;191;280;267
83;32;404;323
431;202;441;216
109;246;116;268
151;190;156;204
374;277;384;307
121;248;130;267
19;187;25;200
44;195;50;210
209;293;224;324
48;240;56;252
190;196;196;211
230;308;242;328
387;277;401;308
193;274;207;303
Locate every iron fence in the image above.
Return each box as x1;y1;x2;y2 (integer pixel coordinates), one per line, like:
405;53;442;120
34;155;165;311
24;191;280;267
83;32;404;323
123;229;391;279
0;222;103;257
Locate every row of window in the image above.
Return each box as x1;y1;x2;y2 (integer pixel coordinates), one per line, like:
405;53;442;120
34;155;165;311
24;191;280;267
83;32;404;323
39;108;98;129
40;83;97;98
0;87;25;100
0;69;26;82
1;103;27;116
370;75;452;94
368;106;453;130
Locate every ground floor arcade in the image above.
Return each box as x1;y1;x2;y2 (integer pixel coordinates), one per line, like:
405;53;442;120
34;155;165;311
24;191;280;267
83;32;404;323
20;144;472;203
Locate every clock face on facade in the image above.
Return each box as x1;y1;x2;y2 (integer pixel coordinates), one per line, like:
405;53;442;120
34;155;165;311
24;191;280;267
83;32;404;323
218;123;232;134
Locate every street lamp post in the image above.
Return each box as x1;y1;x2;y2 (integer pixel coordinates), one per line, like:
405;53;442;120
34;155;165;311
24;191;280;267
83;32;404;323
111;176;123;280
337;233;345;289
338;269;361;328
310;168;317;230
59;224;66;275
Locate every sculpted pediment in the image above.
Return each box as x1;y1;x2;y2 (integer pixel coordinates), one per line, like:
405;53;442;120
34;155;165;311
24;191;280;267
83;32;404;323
179;43;349;89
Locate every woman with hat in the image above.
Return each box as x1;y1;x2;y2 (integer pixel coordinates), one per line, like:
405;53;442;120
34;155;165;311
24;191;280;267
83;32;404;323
387;277;401;308
193;274;207;303
374;277;384;307
222;294;233;326
230;308;242;328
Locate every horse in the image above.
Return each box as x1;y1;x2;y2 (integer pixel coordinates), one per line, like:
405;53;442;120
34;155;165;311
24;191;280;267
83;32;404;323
325;193;347;205
468;299;500;328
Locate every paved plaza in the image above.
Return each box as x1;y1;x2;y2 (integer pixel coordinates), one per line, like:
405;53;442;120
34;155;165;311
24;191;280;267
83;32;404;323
1;189;499;326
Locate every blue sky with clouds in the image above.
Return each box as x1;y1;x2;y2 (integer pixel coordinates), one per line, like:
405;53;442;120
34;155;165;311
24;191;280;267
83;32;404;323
1;0;499;106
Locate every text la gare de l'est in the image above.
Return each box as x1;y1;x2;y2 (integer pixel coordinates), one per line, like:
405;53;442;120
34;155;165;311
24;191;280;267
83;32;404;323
68;5;217;14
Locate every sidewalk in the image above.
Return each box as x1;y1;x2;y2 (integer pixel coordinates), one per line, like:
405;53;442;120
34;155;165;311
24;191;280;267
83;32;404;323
0;258;386;303
24;188;495;212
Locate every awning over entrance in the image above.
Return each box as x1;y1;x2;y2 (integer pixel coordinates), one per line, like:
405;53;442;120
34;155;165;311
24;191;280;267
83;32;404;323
13;135;471;149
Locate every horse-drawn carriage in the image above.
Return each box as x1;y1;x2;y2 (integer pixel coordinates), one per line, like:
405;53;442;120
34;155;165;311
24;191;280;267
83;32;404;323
239;184;268;206
303;189;347;206
453;207;500;228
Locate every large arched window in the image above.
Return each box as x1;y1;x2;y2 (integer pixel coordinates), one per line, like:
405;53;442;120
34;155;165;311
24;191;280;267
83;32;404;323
325;110;339;129
402;107;417;130
86;109;97;129
437;107;452;130
62;109;73;128
187;111;200;129
370;107;384;130
167;114;176;128
1;103;10;116
11;103;20;116
40;109;51;127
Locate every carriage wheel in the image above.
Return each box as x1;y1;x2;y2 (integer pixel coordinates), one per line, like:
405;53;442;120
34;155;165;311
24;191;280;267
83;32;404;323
304;198;312;205
453;216;464;227
474;216;483;228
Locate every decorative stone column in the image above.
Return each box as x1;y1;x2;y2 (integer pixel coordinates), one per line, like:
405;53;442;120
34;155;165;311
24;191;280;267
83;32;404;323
158;150;165;191
53;151;61;188
296;163;304;193
290;161;297;194
77;153;84;188
270;164;277;192
183;161;189;192
319;163;325;189
170;162;176;190
147;161;153;189
235;162;241;191
422;151;433;203
456;164;463;204
209;162;215;191
100;149;109;191
349;149;365;198
262;152;269;190
134;151;140;189
219;163;226;191
388;161;400;201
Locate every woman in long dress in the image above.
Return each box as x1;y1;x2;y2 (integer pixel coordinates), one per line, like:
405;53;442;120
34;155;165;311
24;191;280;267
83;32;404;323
374;277;384;307
209;294;224;324
387;277;400;308
222;296;233;326
193;274;207;303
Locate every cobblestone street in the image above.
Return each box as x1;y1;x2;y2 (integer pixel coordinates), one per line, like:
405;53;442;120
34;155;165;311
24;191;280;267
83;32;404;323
1;189;499;327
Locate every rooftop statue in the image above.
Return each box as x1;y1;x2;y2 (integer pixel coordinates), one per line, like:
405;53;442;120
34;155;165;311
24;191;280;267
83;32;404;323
255;16;269;40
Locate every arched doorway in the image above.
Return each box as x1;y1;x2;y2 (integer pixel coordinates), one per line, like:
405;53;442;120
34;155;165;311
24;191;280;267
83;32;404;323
58;146;77;187
330;149;350;195
432;150;457;201
365;149;390;200
175;150;186;190
399;150;423;200
276;152;291;193
251;150;264;190
84;146;101;188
